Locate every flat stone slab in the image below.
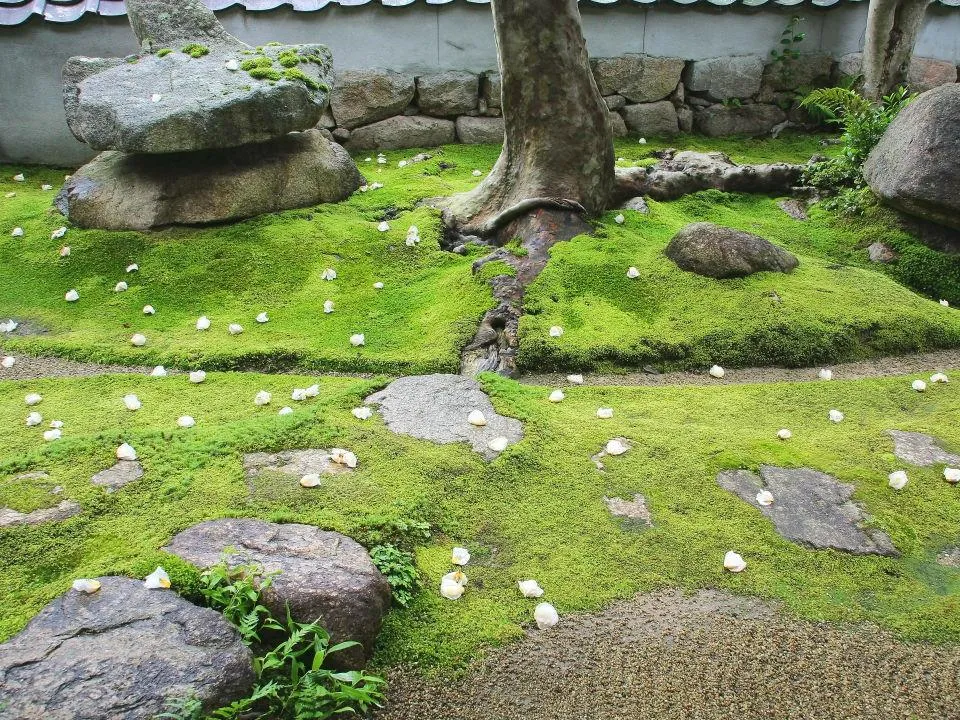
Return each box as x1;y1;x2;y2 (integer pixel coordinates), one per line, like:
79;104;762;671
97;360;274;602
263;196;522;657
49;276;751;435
937;547;960;568
0;500;80;528
365;374;523;460
887;430;960;467
0;577;254;720
717;465;898;556
165;519;390;669
90;460;143;491
243;448;352;481
604;494;653;527
778;199;808;220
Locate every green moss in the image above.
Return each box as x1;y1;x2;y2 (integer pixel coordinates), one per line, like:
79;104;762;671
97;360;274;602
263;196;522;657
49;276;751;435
240;57;272;72
474;260;517;283
180;43;210;59
248;67;282;82
278;51;301;68
282;67;319;90
266;41;282;47
156;49;173;59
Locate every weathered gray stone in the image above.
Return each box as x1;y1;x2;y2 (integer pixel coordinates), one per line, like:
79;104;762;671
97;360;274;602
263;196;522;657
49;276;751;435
666;222;799;279
56;130;363;230
888;430;960;467
778;199;808;220
603;94;627;110
607;110;628;138
481;71;501;109
864;84;960;230
604;494;653;527
694;103;786;137
330;69;416;130
621;196;650;214
836;52;862;79
0;500;80;528
70;44;333;153
365;374;523;461
90;460;143;491
592;54;685;103
868;241;898;264
907;56;958;94
416;71;479;116
62;56;127;142
761;54;833;93
347;115;456;151
243;448;354;482
937;546;960;568
620;101;679;135
456;115;505;145
717;466;898;556
165;519;390;669
332;127;351;143
677;106;694;133
684;55;765;101
0;577;254;720
125;0;236;49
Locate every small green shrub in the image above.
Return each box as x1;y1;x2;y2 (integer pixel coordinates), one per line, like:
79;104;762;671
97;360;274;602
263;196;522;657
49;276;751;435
356;517;432;550
370;544;421;608
769;15;806;85
198;559;277;644
181;43;210;59
156;48;173;58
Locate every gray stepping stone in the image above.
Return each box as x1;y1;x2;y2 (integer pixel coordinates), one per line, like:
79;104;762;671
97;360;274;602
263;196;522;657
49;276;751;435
0;500;81;528
604;494;653;527
365;374;523;460
887;430;960;467
242;448;352;480
936;547;959;568
90;460;143;491
717;465;898;556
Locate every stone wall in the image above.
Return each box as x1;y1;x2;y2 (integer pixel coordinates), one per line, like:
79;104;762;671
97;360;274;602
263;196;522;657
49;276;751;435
321;53;959;151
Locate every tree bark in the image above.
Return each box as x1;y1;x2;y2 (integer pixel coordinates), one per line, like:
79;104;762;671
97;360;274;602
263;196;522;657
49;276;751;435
439;0;615;240
862;0;932;100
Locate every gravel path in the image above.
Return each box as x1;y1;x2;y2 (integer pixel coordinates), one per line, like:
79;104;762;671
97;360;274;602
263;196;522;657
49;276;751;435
376;589;960;720
522;349;960;387
0;351;154;380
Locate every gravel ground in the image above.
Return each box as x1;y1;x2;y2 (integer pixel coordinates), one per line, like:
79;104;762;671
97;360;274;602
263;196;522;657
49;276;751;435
376;589;960;720
0;351;154;380
522;349;960;387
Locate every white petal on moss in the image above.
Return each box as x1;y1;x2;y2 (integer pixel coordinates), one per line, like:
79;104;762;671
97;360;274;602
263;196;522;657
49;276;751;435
1;356;15;369
377;221;390;232
177;415;195;428
777;428;792;440
373;281;384;290
291;388;308;401
709;365;725;379
451;547;471;565
944;467;960;484
323;300;334;314
150;366;167;377
443;570;469;586
42;184;53;191
370;182;383;190
13;173;24;182
912;379;927;392
143;305;156;315
756;490;774;506
228;323;243;335
487;436;509;452
43;429;62;442
189;370;207;384
596;407;613;419
304;384;319;398
930;372;949;384
65;289;79;302
548;390;565;403
278;406;294;416
818;368;833;381
256;312;269;324
0;319;16;333
130;333;147;347
472;169;482;177
614;213;625;224
10;227;23;237
196;316;211;331
116;442;137;461
72;578;101;594
566;374;584;385
52;226;67;239
144;566;171;589
59;246;71;257
467;410;487;427
828;409;844;423
126;264;139;273
25;393;42;406
114;281;128;292
605;438;630;456
723;551;747;572
49;420;64;429
123;394;142;411
940;299;950;307
626;266;640;279
26;412;43;427
350;333;365;347
321;268;337;281
299;473;322;488
330;448;358;468
888;470;908;490
352;407;373;420
549;326;564;337
518;579;544;598
534;602;559;629
440;577;465;600
254;390;272;406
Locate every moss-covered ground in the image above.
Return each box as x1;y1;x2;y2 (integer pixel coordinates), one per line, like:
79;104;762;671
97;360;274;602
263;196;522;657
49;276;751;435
2;133;958;375
0;369;957;672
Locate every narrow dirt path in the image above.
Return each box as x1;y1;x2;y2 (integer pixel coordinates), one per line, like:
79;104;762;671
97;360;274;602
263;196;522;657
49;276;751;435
376;589;960;720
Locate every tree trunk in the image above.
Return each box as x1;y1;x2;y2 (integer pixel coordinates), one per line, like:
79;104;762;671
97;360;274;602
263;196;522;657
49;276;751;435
440;0;615;239
862;0;932;100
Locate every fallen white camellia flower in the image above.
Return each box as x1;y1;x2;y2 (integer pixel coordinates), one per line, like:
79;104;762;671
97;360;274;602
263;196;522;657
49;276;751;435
254;390;272;406
130;333;147;347
534;602;559;630
451;547;471;565
126;264;139;273
440;576;465;600
350;334;365;347
116;443;137;461
472;169;482;177
626;266;640;279
777;428;792;440
150;365;167;377
377;221;390;232
143;305;155;315
518;579;544;598
144;567;171;589
177;416;195;428
13;173;24;182
299;474;322;488
196;316;211;331
43;428;62;441
1;356;14;369
114;281;128;292
756;490;774;506
549;389;565;403
912;379;927;392
488;436;509;452
330;448;358;468
50;420;63;429
930;373;949;384
443;570;468;587
25;393;42;406
256;312;269;324
638;138;647;144
370;182;384;190
123;394;142;411
26;412;43;427
614;213;625;224
11;227;23;237
4;191;15;197
818;368;833;381
567;374;584;385
829;409;844;423
304;384;319;398
549;326;564;337
596;407;613;419
42;184;53;191
228;323;243;335
709;365;725;379
944;467;959;484
888;470;908;490
723;551;747;572
352;407;372;420
321;268;337;281
189;370;206;384
467;410;487;427
291;388;308;401
324;300;334;314
225;58;239;71
398;160;408;168
52;226;67;239
151;93;162;102
65;289;79;302
373;281;384;290
940;299;950;307
606;438;629;456
72;578;101;594
278;406;293;416
59;246;71;258
0;319;16;333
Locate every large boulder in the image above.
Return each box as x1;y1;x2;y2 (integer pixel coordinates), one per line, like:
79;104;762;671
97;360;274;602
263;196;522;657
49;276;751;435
347;115;456;151
684;55;766;101
416;71;479;116
620;101;679;135
125;0;236;49
56;129;363;230
0;577;254;719
694;103;786;137
907;57;958;94
165;519;390;669
863;84;960;230
62;56;127;142
481;71;502;109
666;222;799;279
69;44;333;154
330;69;416;129
592;54;685;103
456;116;505;145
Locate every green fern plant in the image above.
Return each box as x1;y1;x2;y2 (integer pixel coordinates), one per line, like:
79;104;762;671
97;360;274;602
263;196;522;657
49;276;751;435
370;544;420;607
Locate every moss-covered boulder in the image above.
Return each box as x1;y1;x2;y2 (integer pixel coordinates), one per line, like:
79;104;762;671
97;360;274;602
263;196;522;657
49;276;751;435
666;222;799;279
